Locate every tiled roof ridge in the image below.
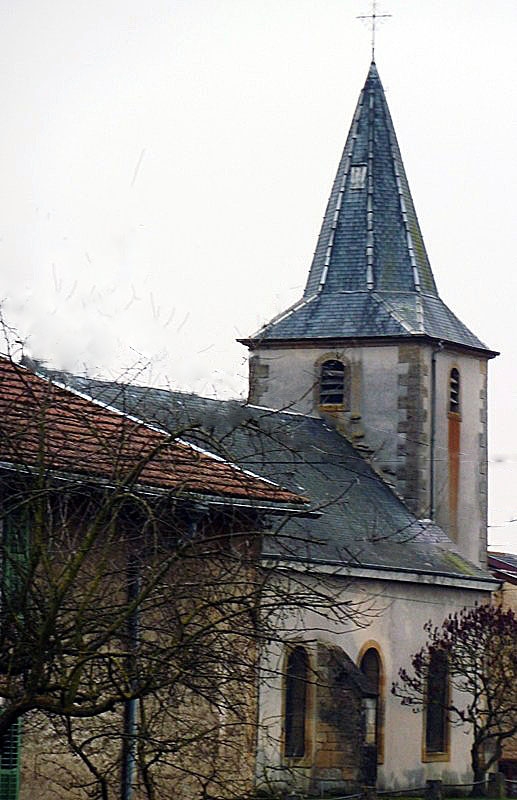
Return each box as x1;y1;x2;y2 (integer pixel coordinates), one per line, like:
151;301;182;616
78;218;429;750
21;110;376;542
0;356;306;506
369;291;416;333
246;403;312;418
250;293;318;340
46;367;174;438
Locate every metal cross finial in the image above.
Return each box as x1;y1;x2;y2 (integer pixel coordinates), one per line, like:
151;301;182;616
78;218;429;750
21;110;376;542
357;1;392;62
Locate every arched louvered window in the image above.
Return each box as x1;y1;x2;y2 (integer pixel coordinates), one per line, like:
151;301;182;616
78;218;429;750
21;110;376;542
284;646;309;758
449;368;460;413
319;360;347;407
425;649;449;755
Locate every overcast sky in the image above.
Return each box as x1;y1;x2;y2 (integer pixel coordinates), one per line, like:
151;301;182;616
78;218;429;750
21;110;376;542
1;0;516;550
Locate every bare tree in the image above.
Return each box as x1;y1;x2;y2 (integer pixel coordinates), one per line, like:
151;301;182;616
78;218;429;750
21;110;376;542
0;353;370;800
392;604;517;793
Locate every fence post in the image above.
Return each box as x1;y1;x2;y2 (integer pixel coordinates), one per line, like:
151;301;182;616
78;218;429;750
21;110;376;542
425;779;443;800
488;772;505;798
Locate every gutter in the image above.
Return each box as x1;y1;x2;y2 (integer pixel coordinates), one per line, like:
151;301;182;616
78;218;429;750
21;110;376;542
261;555;499;592
0;462;314;517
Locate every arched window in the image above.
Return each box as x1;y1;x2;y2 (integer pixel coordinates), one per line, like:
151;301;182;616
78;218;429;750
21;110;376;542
284;646;308;758
449;368;460;413
425;649;449;755
360;648;381;749
319;359;347;407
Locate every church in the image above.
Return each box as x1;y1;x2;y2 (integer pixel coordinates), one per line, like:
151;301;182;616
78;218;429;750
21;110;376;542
18;60;499;798
235;59;500;794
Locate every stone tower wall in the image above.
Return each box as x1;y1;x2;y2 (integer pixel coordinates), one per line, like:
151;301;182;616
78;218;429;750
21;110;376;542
247;340;488;567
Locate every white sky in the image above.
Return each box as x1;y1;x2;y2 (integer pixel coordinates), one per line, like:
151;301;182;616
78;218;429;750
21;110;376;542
1;0;516;550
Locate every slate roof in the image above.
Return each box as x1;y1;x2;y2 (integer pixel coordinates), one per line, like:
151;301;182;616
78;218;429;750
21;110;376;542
38;367;494;586
0;357;305;508
245;63;495;355
488;552;517;585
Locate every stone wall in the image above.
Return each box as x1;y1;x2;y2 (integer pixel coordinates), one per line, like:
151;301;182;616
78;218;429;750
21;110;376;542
16;533;261;800
396;344;428;517
312;643;372;795
19;683;257;800
247;340;490;567
496;583;517;765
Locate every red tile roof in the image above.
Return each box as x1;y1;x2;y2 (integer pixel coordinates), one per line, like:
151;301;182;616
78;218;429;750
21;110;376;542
488;552;517;585
0;357;306;507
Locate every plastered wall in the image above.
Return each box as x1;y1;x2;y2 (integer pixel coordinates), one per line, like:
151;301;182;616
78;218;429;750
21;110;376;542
256;574;490;795
249;342;488;567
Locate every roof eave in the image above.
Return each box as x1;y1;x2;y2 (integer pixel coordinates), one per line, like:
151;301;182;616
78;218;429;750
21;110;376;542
262;555;499;591
239;334;499;359
0;461;312;516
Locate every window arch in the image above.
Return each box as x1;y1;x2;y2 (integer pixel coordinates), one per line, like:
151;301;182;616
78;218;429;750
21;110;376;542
360;647;382;751
319;359;348;407
284;646;309;758
425;648;449;757
449;368;460;413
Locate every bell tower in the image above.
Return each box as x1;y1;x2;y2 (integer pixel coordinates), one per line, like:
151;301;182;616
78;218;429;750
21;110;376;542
239;63;497;567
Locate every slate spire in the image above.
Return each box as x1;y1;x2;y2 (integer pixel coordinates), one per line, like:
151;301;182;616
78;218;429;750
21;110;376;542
304;62;436;298
246;63;492;354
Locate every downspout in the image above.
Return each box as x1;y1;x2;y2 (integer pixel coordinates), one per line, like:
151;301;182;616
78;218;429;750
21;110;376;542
121;556;139;800
430;341;444;519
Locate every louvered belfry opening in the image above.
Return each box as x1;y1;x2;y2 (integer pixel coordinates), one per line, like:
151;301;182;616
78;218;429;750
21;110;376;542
319;360;346;406
449;368;460;413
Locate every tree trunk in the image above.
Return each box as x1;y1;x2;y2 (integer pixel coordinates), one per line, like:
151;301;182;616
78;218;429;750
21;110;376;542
471;743;487;797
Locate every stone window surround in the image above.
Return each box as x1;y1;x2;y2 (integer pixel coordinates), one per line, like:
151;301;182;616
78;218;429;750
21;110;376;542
422;650;451;763
282;643;314;766
448;365;461;417
315;352;352;412
357;640;385;765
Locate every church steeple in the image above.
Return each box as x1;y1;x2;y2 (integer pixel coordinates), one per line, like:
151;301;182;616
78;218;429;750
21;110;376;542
244;63;492;354
241;63;498;568
304;61;436;298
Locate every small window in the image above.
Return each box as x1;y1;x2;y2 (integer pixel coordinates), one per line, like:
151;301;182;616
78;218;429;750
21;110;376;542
350;165;367;190
284;647;308;758
319;360;346;406
449;368;460;413
425;649;449;755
